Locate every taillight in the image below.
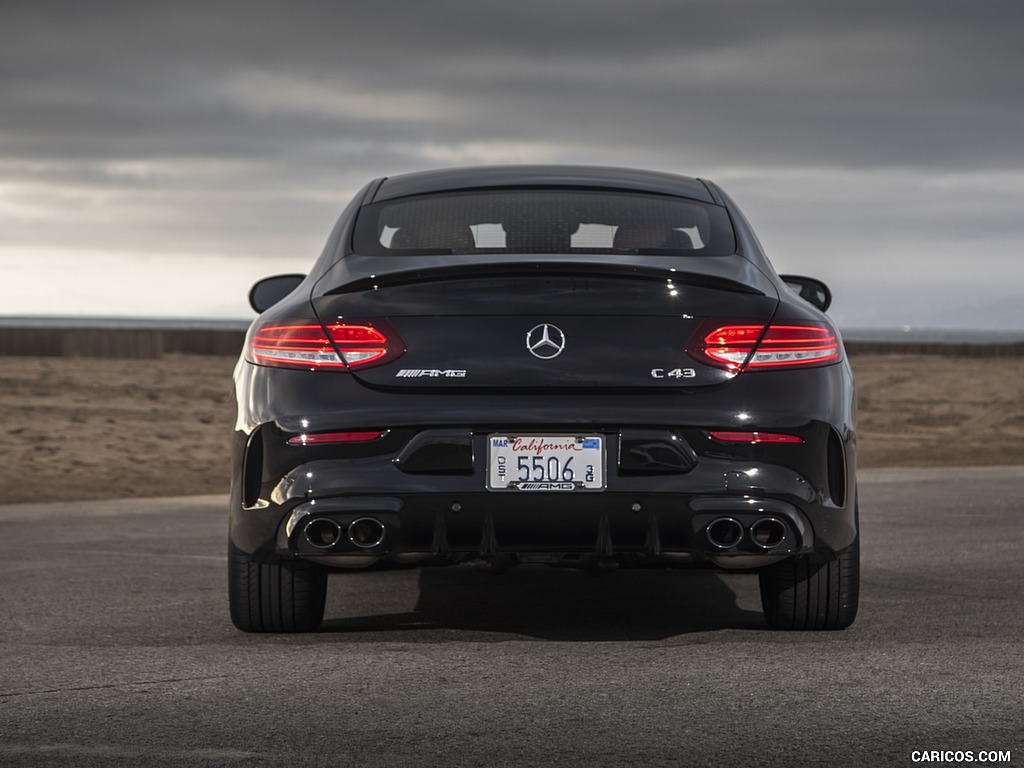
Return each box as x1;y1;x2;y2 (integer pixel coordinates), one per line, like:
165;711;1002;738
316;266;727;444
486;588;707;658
249;323;347;369
687;320;841;371
324;321;392;367
747;325;840;369
247;318;404;371
690;324;764;369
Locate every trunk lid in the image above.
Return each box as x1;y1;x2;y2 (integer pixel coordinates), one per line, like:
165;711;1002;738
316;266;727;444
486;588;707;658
312;264;779;389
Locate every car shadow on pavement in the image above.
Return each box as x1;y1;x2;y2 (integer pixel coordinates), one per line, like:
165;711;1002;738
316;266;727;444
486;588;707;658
319;564;766;641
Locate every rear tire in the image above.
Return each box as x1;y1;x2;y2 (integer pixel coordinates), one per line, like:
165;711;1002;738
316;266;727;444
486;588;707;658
228;541;328;633
759;536;859;630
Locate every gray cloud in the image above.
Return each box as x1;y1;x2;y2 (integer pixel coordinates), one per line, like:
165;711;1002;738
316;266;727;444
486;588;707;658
5;0;1022;168
1;0;1022;325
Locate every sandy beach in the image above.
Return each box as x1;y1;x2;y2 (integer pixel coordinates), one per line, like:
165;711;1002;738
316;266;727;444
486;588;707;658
1;353;1022;504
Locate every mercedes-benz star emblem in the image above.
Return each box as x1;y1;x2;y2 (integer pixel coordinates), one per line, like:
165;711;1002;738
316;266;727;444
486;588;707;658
526;323;566;360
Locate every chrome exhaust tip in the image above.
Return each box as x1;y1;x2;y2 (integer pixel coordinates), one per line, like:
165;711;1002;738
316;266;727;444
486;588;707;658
749;517;787;549
304;518;342;550
348;517;386;549
706;517;744;549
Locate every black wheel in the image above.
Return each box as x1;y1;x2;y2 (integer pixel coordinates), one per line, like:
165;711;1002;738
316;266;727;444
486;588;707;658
228;540;328;633
759;536;860;630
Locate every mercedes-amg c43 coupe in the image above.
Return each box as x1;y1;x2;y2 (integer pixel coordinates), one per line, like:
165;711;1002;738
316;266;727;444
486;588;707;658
229;165;859;632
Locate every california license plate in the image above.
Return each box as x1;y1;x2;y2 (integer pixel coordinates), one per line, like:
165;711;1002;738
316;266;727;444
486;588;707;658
486;435;605;491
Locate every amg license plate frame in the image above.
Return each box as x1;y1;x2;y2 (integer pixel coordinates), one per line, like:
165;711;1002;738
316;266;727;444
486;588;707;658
486;434;605;491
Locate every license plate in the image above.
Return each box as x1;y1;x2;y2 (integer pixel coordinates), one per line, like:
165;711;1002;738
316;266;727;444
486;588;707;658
486;434;605;491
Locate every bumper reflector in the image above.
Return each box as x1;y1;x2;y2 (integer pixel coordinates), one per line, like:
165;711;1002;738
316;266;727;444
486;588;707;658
710;431;804;444
287;431;385;446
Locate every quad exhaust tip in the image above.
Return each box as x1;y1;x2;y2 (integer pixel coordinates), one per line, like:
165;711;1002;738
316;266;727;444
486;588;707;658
749;517;787;549
705;516;789;550
348;517;387;549
303;517;387;550
706;517;744;549
304;518;342;550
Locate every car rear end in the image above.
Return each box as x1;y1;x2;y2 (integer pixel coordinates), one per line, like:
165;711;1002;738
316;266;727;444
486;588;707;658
229;169;858;632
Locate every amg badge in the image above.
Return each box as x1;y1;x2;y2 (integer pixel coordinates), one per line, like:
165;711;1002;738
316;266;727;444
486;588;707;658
395;369;467;378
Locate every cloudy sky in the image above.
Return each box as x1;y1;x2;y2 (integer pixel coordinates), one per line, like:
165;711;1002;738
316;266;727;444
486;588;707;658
2;0;1022;330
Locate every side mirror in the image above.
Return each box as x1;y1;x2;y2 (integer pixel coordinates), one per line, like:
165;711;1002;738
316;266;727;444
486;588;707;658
248;274;306;313
779;274;832;312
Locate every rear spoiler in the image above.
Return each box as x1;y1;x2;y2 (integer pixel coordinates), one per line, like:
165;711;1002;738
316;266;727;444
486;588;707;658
323;261;764;297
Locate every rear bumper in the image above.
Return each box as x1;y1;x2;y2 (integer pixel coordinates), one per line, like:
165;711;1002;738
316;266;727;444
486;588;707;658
276;489;821;566
230;431;856;568
229;361;857;567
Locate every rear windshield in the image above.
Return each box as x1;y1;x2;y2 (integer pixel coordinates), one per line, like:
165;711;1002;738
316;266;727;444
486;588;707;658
352;189;736;257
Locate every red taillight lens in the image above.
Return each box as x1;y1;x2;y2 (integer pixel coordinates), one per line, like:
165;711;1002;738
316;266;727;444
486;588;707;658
710;431;804;444
747;325;840;369
323;321;391;367
247;318;404;371
249;323;347;369
692;324;765;369
688;320;841;371
287;431;384;446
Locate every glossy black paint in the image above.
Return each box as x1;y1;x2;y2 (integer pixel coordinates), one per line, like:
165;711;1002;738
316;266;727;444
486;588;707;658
230;165;856;577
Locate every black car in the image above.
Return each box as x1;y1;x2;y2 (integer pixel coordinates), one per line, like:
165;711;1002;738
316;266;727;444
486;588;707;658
229;165;858;633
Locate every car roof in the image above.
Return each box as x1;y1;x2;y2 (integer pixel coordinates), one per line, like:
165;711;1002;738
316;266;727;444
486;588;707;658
370;165;716;204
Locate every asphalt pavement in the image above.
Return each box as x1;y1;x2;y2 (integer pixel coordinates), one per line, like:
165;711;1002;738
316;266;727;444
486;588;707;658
1;467;1022;767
